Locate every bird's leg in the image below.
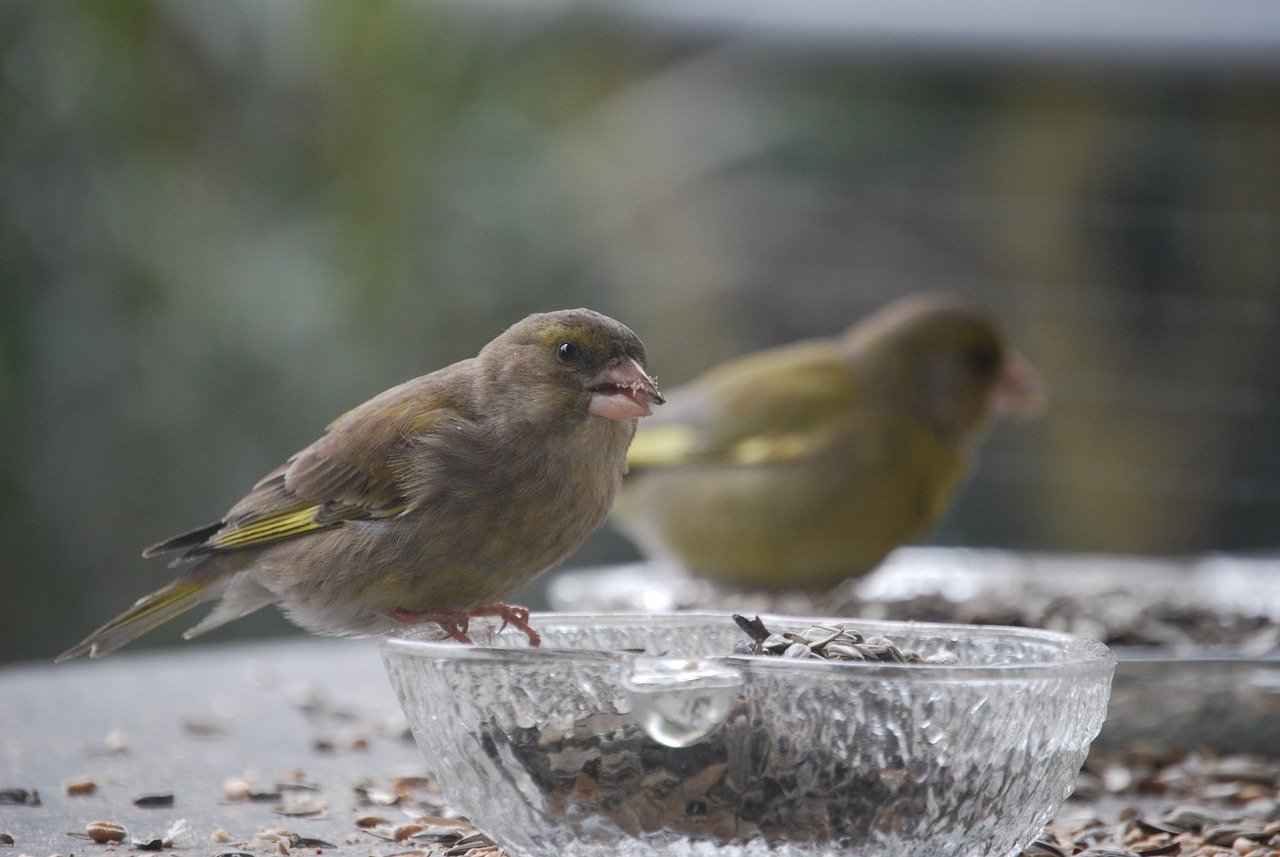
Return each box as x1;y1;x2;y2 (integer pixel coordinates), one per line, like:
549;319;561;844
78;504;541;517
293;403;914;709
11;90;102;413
466;603;541;647
385;607;472;644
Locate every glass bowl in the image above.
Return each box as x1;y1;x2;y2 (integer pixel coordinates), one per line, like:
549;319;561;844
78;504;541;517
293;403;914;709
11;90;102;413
381;612;1115;857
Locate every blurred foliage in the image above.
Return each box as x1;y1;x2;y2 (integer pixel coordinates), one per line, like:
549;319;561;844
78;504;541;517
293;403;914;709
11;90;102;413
2;1;1278;662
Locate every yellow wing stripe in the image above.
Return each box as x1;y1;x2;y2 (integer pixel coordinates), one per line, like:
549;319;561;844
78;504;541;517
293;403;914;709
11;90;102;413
627;425;699;468
629;423;834;468
108;581;205;633
729;432;828;465
212;506;324;549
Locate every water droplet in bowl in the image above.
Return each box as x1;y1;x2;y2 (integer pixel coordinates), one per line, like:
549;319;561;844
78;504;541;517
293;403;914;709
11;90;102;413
620;657;743;748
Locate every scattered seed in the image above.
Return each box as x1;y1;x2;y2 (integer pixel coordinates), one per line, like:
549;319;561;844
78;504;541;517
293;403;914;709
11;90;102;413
224;777;252;802
1025;750;1280;857
292;836;335;848
1204;825;1270;846
132;793;175;808
63;777;97;796
408;817;475;840
445;831;498;855
1137;819;1184;836
90;729;128;757
0;789;39;807
393;824;425;841
392;776;437;793
406;826;472;844
0;833;13;846
85;820;127;843
271;797;326;817
1023;835;1069;856
354;785;401;806
1163;806;1223;831
181;717;227;737
161;818;196;848
211;829;233;844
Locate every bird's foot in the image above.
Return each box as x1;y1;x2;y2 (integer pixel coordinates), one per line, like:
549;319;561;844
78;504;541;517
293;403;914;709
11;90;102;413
467;603;541;647
385;607;472;644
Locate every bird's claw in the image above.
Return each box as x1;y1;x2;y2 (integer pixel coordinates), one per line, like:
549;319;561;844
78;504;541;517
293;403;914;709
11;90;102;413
385;607;473;644
467;603;540;647
385;604;539;646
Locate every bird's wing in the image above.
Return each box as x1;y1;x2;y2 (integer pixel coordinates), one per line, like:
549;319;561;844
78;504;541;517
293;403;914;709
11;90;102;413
628;341;862;470
144;376;461;561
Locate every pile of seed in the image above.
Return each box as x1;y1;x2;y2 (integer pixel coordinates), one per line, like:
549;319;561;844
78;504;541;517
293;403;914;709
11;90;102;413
731;614;958;664
1025;807;1280;857
1022;750;1280;857
827;590;1280;655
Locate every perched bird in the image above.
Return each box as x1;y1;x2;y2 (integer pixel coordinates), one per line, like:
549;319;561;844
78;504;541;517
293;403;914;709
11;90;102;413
57;309;663;660
613;294;1042;592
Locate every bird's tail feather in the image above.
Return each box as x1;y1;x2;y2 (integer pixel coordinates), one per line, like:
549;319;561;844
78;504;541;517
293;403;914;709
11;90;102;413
181;575;278;640
55;563;234;662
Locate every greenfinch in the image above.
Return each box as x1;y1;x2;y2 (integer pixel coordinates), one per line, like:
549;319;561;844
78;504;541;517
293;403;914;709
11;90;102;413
57;309;663;659
613;294;1041;592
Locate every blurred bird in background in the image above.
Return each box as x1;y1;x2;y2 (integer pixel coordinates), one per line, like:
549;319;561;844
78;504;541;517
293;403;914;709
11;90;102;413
57;309;662;660
613;294;1042;592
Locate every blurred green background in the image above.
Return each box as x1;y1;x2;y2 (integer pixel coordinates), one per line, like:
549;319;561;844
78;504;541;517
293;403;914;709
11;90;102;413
2;1;1278;663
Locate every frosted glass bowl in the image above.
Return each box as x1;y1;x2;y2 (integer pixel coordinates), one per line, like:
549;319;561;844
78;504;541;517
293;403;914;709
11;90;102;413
381;613;1114;857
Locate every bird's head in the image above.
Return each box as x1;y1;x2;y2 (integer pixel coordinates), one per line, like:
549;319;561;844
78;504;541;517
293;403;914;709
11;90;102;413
481;309;664;428
844;294;1044;439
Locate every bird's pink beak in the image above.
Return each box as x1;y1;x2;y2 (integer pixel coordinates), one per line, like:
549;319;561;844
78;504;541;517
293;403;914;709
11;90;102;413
990;352;1046;418
586;358;664;421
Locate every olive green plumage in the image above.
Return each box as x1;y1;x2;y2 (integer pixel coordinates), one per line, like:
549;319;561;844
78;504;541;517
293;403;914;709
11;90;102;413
613;294;1042;592
58;309;662;660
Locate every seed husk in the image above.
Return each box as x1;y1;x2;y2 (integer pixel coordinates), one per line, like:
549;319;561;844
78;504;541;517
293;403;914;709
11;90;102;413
1203;824;1269;846
272;797;327;817
824;642;866;660
223;777;253;802
444;832;498;855
782;642;812;658
0;789;39;807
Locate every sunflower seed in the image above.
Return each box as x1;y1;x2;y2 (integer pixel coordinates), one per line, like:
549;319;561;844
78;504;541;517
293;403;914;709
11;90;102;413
85;821;127;843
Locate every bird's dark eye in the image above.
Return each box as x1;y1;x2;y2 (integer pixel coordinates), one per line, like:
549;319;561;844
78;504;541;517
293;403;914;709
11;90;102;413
556;341;581;363
967;346;1001;380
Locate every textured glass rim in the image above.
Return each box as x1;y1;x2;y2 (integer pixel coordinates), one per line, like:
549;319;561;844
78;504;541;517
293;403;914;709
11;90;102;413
381;611;1116;681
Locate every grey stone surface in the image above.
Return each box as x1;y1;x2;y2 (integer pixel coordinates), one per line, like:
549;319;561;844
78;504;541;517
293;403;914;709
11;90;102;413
0;637;435;856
